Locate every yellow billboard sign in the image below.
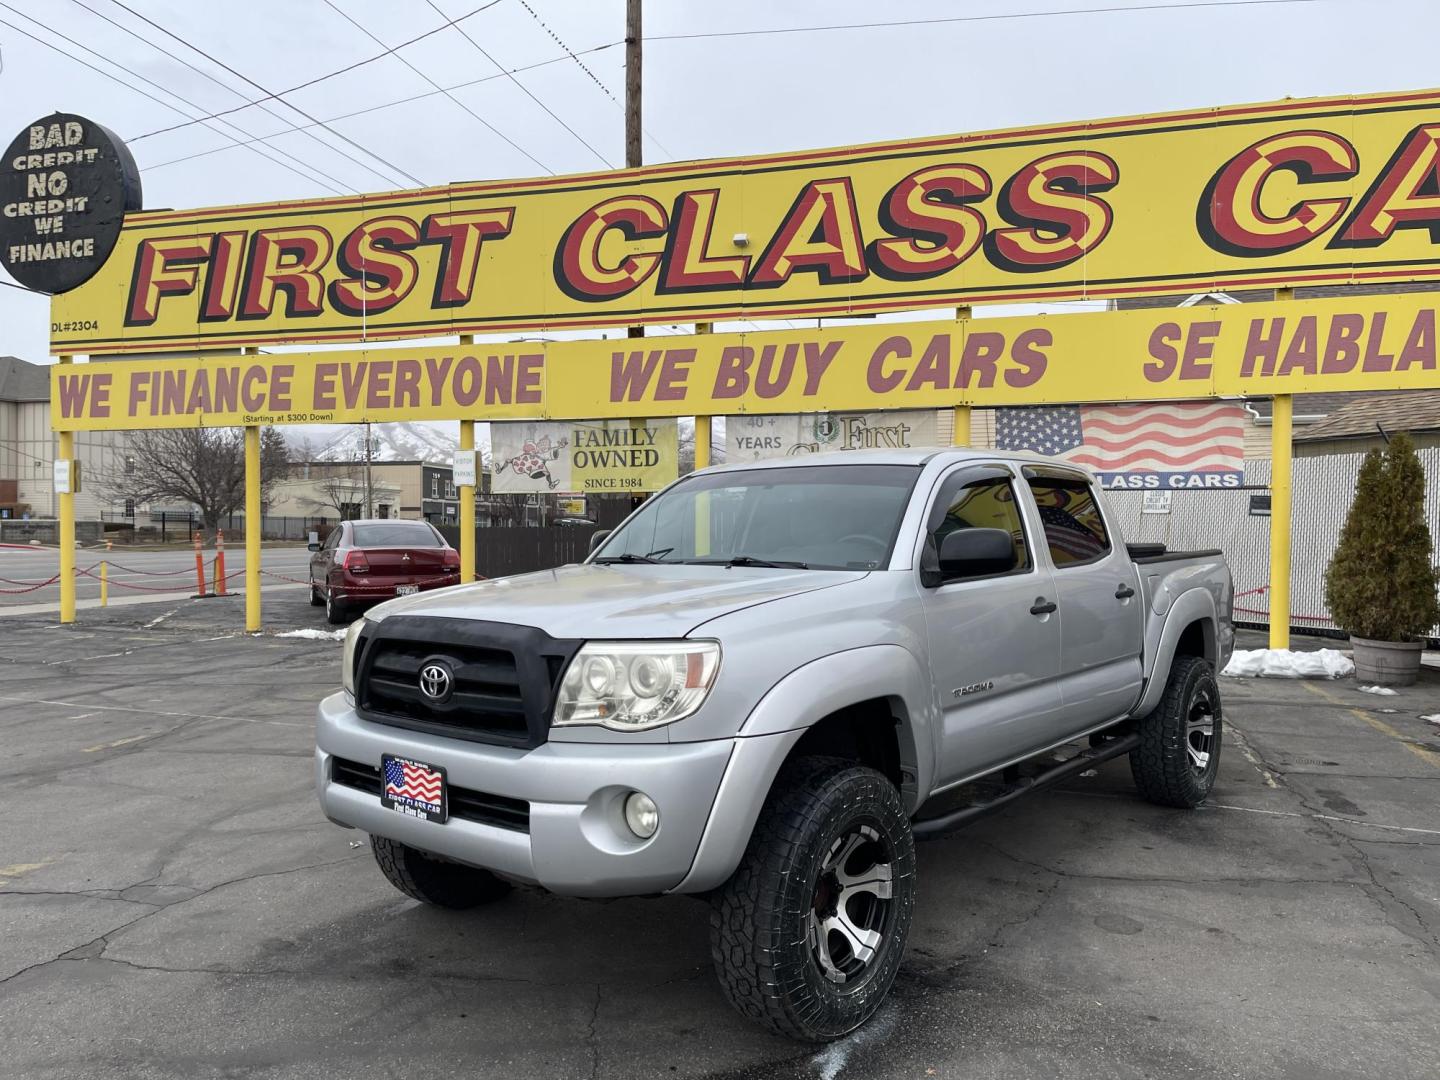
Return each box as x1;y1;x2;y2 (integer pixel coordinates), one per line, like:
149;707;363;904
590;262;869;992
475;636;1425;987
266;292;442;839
53;292;1440;431
50;88;1440;355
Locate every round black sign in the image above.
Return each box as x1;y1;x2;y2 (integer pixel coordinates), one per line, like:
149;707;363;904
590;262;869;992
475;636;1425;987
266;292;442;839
0;113;142;295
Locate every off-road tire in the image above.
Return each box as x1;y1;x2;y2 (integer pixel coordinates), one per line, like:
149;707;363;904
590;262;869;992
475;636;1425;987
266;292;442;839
1130;654;1223;808
309;579;324;606
370;836;512;908
709;756;916;1042
325;588;350;625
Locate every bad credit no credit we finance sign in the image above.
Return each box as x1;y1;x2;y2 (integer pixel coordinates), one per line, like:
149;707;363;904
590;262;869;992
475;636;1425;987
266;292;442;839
51;291;1440;431
47;87;1440;355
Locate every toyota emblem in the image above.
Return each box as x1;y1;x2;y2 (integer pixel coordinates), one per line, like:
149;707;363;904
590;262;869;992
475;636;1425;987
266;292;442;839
418;662;453;702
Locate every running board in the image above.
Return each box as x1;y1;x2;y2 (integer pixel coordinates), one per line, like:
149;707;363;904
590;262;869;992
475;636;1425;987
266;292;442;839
912;732;1142;841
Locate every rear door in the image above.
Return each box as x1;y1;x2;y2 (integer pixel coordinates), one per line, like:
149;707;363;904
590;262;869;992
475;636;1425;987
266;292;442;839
1023;468;1145;728
917;464;1066;786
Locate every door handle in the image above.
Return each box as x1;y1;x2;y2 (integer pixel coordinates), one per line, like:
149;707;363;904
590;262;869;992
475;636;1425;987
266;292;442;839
1115;584;1136;599
1029;597;1057;615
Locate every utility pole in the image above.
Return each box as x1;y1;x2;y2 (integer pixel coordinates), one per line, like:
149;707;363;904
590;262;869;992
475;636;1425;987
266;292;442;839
363;420;374;519
626;0;643;339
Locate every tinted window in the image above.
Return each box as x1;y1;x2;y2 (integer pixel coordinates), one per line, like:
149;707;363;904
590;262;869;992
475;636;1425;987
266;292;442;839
597;464;921;570
1027;478;1110;566
352;523;443;548
933;477;1030;573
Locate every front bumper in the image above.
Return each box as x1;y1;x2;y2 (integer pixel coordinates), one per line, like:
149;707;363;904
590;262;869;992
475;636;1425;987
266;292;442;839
316;692;788;896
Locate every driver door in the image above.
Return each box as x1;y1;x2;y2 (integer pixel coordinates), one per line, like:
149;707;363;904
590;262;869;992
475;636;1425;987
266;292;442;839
916;465;1065;787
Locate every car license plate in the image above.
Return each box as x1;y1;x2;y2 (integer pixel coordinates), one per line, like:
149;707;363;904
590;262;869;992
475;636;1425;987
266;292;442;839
380;755;447;823
395;584;420;596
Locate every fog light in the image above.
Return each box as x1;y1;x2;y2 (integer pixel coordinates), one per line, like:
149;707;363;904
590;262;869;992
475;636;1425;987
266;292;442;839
623;791;659;839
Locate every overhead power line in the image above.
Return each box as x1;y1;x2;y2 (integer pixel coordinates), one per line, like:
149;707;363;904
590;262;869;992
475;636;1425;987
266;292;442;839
67;0;390;192
319;0;552;175
106;0;424;189
142;44;619;174
515;0;675;161
422;0;613;168
646;0;1325;41
0;9;348;195
130;0;505;143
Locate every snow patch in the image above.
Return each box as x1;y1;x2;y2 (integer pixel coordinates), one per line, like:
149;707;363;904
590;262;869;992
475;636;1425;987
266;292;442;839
1222;648;1354;679
1356;684;1399;696
1421;714;1440;725
277;628;346;641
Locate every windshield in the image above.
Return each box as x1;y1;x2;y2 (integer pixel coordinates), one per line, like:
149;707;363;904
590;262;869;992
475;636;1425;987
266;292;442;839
594;464;921;570
351;523;444;548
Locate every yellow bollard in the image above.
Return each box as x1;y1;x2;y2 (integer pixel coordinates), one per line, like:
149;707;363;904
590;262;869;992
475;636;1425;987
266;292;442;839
99;560;108;608
244;426;261;631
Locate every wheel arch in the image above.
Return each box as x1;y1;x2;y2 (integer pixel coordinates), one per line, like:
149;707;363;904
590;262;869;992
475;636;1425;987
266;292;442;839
1135;589;1219;717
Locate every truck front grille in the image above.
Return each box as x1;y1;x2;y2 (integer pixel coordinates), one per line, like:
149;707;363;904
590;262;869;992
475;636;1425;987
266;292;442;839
330;756;530;833
354;615;580;750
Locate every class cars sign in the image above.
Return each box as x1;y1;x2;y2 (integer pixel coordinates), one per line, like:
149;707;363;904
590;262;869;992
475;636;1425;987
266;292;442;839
48;88;1440;355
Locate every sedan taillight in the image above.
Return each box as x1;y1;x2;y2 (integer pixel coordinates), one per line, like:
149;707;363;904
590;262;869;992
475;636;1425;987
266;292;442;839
442;549;461;571
344;551;370;574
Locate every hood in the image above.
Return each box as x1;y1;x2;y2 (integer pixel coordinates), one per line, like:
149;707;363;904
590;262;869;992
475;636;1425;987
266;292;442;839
365;563;869;639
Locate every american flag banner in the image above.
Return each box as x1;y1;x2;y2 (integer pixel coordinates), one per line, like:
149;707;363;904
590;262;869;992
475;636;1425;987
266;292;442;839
994;402;1246;488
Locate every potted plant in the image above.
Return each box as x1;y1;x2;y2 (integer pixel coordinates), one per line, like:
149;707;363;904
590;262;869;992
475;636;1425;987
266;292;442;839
1325;432;1440;685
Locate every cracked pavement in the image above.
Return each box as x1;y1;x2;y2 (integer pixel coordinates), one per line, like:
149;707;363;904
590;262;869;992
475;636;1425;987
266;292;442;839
2;595;1438;1079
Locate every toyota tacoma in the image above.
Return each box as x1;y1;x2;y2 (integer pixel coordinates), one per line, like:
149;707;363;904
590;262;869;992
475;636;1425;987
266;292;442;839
315;448;1233;1041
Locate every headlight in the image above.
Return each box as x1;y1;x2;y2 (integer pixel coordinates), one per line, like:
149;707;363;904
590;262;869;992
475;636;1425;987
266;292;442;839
554;641;720;731
341;618;366;698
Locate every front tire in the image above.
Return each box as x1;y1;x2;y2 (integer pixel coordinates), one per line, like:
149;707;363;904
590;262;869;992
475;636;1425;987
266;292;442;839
309;578;324;607
370;836;512;908
709;757;916;1042
1130;654;1222;808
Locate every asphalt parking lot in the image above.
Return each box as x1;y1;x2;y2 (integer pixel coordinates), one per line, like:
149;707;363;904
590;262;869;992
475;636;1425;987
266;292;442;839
2;592;1438;1079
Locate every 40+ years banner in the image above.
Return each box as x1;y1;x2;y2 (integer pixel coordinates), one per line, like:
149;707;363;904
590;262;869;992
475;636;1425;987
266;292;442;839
51;291;1440;432
47;88;1440;355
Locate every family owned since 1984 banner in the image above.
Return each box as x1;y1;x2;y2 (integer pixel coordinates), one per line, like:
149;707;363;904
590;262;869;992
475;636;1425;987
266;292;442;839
725;411;941;463
490;419;678;494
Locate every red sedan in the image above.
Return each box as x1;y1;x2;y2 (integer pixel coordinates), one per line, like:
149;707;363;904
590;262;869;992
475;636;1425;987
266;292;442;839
309;519;462;624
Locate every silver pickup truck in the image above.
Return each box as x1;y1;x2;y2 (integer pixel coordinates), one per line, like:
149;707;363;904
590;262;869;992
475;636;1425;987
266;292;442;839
315;448;1233;1041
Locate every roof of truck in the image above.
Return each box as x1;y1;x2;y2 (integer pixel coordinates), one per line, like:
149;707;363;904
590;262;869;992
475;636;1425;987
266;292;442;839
705;447;1087;473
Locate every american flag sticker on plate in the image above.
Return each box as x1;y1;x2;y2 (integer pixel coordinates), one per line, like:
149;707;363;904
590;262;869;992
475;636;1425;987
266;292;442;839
381;755;448;823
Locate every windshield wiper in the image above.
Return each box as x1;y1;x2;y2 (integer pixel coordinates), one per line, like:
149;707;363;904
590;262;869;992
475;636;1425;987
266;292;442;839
592;553;661;564
687;555;810;569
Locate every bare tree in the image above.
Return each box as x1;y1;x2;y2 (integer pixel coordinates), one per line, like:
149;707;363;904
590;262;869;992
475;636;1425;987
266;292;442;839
119;427;290;533
298;463;369;520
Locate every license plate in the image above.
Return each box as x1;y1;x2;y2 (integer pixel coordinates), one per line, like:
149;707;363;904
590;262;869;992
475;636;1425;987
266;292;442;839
380;755;447;823
395;584;420;596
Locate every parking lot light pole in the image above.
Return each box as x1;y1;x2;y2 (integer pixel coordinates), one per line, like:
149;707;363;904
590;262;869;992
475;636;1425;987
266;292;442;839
458;335;477;584
57;354;76;624
693;323;712;555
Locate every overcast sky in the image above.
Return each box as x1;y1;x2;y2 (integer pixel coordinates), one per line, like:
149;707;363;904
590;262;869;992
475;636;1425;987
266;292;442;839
2;0;1438;366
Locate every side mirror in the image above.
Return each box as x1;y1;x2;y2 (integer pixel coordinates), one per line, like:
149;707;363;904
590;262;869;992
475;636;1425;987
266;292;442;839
934;528;1016;583
307;541;321;552
587;529;612;554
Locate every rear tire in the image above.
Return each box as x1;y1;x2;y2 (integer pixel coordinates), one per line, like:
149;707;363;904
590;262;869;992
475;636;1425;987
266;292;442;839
370;836;512;909
1130;655;1222;808
325;587;350;625
709;756;915;1043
